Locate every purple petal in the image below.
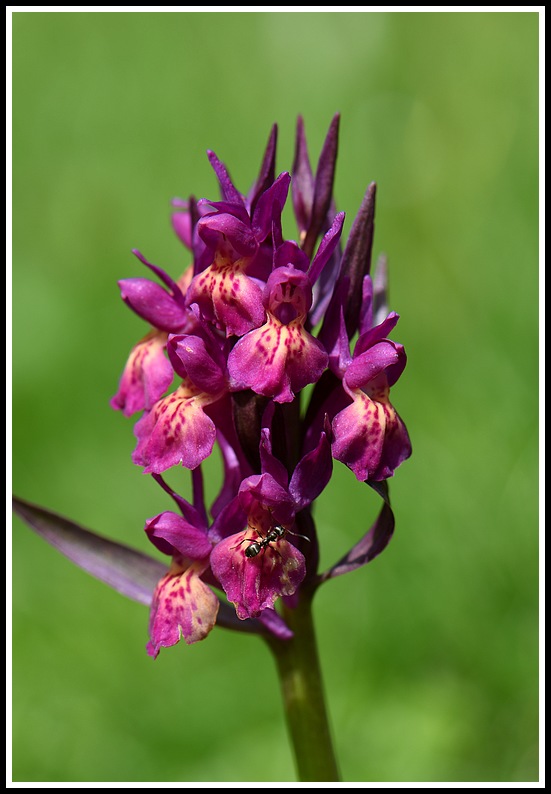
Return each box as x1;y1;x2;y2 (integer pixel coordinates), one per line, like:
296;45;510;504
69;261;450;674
354;312;400;358
264;265;313;320
131;249;188;305
289;430;333;510
210;530;306;620
228;316;328;403
259;426;289;491
110;332;173;417
132;383;218;473
167;334;226;394
147;559;219;656
274;240;310;273
197;213;257;257
256;607;293;640
186;258;266;337
248;124;278;214
308;211;345;286
118;278;188;332
196;198;251;227
270;208;284;255
207;150;245;206
331;393;387;482
344;340;404;391
251;171;291;241
370;408;412;481
302;113;340;259
13;497;165;606
309;227;342;328
227;268;327;402
319;481;395;580
145;511;212;559
331;391;411;482
292;115;314;235
337;181;377;337
373;253;390;327
238;473;295;526
171;203;192;249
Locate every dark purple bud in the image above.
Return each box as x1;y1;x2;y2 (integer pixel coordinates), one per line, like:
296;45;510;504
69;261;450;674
308;211;345;286
338;182;377;337
292;115;314;237
302;113;340;259
248;124;278;216
251;171;291;241
207;150;245;206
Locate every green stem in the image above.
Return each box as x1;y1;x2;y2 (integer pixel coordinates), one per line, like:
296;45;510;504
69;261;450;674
265;587;340;782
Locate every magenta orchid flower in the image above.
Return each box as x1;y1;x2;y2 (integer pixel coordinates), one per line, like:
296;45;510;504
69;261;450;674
144;500;217;657
18;113;411;639
209;476;306;620
227;264;328;402
110;253;196;416
185;167;290;336
109;329;173;417
131;320;230;473
331;311;411;481
15;115;412;782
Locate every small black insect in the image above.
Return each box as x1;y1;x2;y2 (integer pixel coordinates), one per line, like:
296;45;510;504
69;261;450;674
244;523;286;558
242;523;310;559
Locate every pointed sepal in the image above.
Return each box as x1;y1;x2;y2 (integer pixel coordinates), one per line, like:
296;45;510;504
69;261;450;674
13;496;165;605
318;480;395;581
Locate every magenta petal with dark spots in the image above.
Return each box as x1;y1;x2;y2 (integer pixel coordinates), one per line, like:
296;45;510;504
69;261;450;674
110;331;173;417
132;380;219;473
227;266;328;402
186;251;266;337
332;329;411;480
146;557;219;657
209;529;306;620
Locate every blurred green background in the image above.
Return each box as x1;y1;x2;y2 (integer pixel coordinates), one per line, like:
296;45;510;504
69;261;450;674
11;11;539;783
